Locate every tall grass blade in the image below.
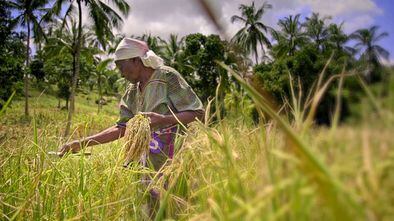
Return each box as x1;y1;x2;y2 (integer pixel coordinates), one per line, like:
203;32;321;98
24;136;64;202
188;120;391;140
356;75;383;118
331;64;346;131
216;60;363;220
0;91;16;117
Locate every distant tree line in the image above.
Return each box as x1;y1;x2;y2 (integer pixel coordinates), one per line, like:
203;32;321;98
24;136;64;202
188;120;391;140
1;0;391;128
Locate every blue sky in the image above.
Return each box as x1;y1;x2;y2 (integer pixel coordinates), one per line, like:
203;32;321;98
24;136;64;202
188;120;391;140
373;0;394;64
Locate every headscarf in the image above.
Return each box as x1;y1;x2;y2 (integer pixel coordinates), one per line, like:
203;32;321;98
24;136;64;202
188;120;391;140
114;37;164;69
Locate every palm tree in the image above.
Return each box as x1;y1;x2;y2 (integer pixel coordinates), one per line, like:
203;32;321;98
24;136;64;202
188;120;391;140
350;25;389;63
107;34;125;55
138;33;165;56
9;0;50;116
326;23;356;56
45;18;97;111
231;1;272;64
304;12;331;51
53;0;130;137
162;34;185;69
350;25;389;82
272;14;307;57
327;23;346;51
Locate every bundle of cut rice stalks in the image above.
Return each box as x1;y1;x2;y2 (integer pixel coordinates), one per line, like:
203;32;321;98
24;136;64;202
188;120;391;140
123;114;151;167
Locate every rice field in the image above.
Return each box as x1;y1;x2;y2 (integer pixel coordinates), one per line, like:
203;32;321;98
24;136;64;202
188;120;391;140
1;77;394;220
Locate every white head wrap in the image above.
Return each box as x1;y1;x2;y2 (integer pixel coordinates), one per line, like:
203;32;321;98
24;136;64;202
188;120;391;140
114;38;164;69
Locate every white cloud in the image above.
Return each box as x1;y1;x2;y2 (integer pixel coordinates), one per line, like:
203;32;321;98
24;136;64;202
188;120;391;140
67;0;385;40
381;58;394;66
119;0;219;39
74;0;387;63
342;14;375;33
112;0;384;41
299;0;382;17
296;0;382;33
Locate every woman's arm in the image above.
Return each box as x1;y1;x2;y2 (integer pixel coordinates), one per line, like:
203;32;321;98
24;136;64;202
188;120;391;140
58;110;203;157
58;125;126;156
142;110;204;129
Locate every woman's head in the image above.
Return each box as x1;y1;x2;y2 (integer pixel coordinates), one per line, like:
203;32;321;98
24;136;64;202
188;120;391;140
114;38;149;61
114;38;163;83
115;57;144;83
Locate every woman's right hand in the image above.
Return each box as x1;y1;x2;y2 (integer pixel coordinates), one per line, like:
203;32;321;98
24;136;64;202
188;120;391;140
58;141;81;157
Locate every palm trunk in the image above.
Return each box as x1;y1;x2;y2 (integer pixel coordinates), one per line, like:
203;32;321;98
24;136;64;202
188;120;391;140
366;47;373;83
64;0;82;137
24;21;30;117
98;75;102;113
254;48;259;65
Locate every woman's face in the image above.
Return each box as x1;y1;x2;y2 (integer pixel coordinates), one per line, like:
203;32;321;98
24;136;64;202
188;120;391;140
115;58;141;83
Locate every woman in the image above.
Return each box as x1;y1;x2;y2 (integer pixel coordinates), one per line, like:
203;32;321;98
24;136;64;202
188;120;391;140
58;38;204;218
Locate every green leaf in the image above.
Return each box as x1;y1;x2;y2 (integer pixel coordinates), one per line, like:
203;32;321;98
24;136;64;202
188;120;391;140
0;91;16;118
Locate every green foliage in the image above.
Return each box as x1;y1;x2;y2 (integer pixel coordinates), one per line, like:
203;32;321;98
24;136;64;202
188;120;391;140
162;34;183;68
9;0;52;116
271;14;308;57
325;23;353;55
41;18;99;104
0;34;25;108
246;7;390;124
181;33;230;102
255;44;352;124
57;81;71;104
30;58;45;81
256;45;323;98
138;33;165;56
0;2;25;108
254;62;288;97
304;13;331;50
223;86;256;124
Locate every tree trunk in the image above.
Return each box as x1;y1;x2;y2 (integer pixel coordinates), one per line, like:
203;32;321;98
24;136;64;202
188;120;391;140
254;45;259;65
98;75;102;113
24;21;30;117
64;0;82;137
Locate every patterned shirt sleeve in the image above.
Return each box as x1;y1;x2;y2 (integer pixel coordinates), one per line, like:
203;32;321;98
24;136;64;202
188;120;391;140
166;70;204;113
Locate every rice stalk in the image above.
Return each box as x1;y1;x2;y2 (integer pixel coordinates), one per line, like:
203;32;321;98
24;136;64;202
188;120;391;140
123;114;151;167
331;63;346;132
216;60;363;220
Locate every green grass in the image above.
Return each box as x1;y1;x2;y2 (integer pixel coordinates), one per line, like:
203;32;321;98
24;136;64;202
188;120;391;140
1;81;394;220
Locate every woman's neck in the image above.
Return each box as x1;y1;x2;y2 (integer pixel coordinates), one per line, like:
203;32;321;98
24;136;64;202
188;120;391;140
139;67;155;91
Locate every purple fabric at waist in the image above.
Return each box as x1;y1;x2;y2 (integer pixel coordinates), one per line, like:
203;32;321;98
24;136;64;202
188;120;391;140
149;126;177;159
